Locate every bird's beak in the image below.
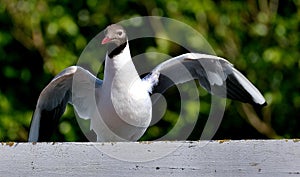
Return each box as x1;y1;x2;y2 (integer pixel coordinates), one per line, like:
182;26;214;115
101;37;111;44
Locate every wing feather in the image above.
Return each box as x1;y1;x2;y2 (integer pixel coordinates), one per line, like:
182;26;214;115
142;53;266;107
28;66;102;142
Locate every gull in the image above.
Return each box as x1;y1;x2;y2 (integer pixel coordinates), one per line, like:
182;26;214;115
28;24;266;142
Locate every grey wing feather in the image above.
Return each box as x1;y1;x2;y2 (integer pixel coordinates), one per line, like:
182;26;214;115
28;66;102;142
143;53;266;107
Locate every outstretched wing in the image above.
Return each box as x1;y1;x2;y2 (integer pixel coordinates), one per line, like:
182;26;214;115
142;53;266;107
28;66;102;142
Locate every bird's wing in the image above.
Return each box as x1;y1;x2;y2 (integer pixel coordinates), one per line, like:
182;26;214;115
28;66;102;142
142;53;266;107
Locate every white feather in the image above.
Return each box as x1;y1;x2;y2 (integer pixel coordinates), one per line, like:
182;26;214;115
207;71;224;86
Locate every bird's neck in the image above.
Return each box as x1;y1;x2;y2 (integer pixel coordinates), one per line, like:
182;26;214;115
103;42;140;89
108;42;127;59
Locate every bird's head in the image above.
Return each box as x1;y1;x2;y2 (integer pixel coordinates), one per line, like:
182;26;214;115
101;24;128;58
101;24;127;46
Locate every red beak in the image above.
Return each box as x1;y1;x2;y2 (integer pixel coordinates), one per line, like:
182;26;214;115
101;37;111;44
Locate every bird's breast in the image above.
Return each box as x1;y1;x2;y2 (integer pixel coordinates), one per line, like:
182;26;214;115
94;79;151;141
110;79;152;127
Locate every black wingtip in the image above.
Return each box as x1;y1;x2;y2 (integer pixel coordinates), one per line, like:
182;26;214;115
261;101;267;107
255;101;267;108
251;101;267;119
254;100;267;108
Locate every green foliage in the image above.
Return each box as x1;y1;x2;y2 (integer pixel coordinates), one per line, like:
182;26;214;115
0;0;299;141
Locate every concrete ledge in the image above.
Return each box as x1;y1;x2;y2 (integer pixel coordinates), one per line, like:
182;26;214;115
1;140;300;176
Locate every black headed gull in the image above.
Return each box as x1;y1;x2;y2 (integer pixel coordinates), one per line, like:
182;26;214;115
28;24;266;142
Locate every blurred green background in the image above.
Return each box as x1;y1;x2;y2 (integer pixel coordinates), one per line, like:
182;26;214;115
0;0;299;142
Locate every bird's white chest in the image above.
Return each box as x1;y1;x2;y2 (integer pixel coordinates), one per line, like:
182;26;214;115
109;78;152;127
95;79;151;141
93;53;152;141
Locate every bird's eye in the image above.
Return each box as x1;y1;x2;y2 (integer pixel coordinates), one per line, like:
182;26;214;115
117;31;123;36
